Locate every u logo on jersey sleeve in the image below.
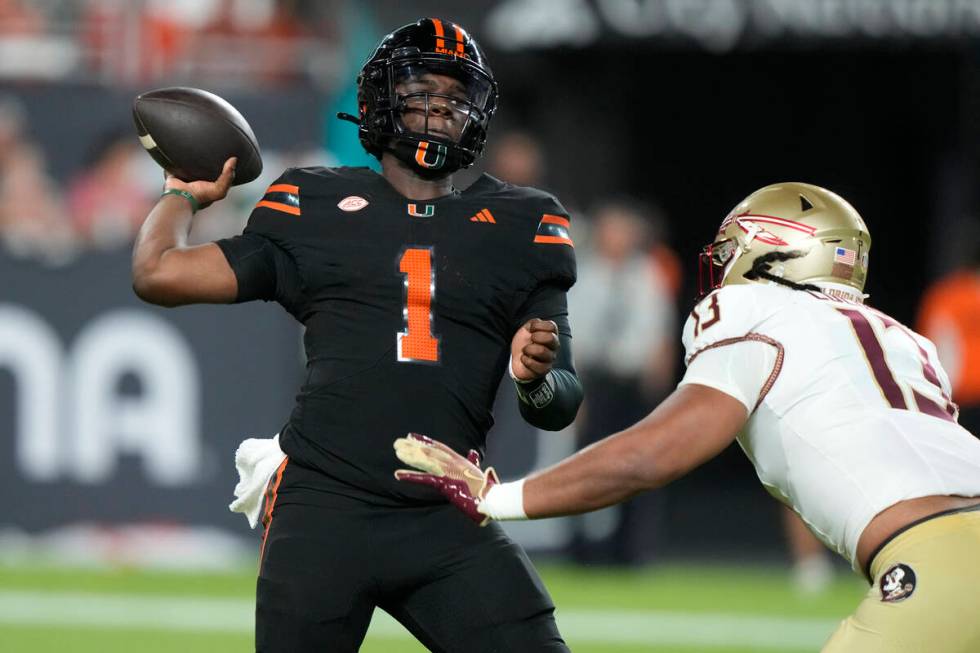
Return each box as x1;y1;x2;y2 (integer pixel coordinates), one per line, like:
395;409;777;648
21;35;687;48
256;183;301;216
533;214;573;247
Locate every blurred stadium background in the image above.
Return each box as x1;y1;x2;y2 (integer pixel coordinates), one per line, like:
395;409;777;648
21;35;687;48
2;1;979;651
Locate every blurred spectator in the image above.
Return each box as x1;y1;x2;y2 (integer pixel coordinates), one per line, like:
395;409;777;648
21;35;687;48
917;236;980;436
68;129;154;249
196;0;309;85
0;0;46;35
568;199;677;564
486;129;546;188
0;97;77;265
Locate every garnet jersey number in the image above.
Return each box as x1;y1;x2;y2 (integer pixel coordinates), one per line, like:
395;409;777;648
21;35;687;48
836;305;956;422
397;246;440;363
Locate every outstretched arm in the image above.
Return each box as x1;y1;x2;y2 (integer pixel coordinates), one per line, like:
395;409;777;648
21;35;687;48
520;384;745;518
394;383;747;521
132;158;238;306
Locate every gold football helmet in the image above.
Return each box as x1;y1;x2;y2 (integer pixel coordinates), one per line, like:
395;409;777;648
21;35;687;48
699;182;871;299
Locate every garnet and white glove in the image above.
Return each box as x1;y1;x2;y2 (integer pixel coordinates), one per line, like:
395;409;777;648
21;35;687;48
393;433;526;525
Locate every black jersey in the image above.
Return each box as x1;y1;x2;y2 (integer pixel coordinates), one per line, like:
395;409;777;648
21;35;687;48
217;167;576;504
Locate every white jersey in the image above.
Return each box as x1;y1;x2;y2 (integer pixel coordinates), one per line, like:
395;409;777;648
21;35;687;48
680;283;980;569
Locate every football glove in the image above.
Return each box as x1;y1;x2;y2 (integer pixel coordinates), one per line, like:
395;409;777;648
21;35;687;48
393;433;498;525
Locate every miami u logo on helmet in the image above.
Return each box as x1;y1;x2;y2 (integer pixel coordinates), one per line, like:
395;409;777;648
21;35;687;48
415;141;447;169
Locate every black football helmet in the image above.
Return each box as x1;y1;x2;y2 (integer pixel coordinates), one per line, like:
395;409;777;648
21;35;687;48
342;18;498;176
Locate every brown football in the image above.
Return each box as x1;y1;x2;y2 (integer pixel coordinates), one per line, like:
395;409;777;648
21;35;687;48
132;86;262;185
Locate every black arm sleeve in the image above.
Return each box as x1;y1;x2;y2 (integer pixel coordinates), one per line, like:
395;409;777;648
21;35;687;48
512;282;583;431
515;333;583;431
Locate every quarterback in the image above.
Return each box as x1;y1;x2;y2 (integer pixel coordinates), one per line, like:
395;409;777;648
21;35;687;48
395;182;980;652
133;18;581;653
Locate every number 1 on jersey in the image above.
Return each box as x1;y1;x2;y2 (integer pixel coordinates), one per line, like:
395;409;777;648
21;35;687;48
397;247;440;363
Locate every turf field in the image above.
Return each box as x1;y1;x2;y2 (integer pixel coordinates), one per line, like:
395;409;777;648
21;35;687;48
0;561;866;652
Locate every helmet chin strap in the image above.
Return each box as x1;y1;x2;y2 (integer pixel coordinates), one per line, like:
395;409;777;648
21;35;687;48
389;136;466;177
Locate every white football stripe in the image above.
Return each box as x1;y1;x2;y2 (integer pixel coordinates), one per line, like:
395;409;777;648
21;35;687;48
0;590;839;650
138;132;158;150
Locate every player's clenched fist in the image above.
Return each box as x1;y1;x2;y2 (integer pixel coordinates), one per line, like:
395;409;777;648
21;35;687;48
510;318;560;381
393;433;498;525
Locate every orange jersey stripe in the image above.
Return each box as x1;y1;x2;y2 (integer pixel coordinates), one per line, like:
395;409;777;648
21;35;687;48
431;18;446;50
480;209;496;223
541;214;570;228
259;457;289;567
266;183;299;194
256;200;301;216
534;235;574;247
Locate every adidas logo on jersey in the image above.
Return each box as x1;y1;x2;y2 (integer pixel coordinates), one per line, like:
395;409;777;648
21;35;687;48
470;209;496;223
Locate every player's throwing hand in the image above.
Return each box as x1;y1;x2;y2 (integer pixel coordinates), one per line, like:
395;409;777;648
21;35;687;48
164;156;237;209
394;433;498;525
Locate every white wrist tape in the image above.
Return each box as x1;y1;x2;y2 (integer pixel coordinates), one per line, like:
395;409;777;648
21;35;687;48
478;479;528;521
509;355;532;383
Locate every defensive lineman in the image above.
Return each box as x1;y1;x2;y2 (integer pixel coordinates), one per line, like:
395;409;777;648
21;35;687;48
396;182;980;652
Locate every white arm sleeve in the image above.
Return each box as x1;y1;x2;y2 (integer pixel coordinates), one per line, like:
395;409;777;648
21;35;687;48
678;339;779;413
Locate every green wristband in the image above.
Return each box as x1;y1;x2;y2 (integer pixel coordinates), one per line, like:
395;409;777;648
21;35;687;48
161;188;200;214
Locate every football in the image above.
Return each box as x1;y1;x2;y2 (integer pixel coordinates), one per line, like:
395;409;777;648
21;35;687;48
132;86;263;185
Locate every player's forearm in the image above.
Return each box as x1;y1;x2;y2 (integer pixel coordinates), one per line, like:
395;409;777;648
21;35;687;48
515;332;583;430
516;367;583;431
132;194;195;296
522;418;667;518
486;385;745;520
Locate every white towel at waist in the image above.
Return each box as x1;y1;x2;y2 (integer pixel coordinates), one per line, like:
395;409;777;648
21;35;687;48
228;434;287;529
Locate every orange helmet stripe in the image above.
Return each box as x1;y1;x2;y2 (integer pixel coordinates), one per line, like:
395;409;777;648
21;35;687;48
453;25;465;55
431;18;446;50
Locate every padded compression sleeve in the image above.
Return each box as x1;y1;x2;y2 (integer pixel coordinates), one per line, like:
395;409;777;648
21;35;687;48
514;333;583;431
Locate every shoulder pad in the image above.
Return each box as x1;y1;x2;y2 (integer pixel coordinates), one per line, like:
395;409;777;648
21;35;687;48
681;285;784;364
243;168;307;241
527;194;576;290
253;168;302;217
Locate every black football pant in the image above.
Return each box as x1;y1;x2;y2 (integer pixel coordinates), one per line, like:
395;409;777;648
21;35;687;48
255;460;569;652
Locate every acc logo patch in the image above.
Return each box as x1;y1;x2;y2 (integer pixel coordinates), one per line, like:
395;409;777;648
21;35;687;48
879;563;916;603
337;196;369;212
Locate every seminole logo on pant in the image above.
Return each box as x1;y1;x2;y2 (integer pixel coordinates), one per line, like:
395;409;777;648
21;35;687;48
879;563;916;602
415;141;447;169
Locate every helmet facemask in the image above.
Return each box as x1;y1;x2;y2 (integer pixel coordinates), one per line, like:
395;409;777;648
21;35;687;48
385;60;495;176
352;19;499;177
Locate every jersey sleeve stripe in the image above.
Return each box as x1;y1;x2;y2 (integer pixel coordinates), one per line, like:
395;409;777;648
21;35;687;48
534;235;574;247
266;183;299;194
541;214;570;228
256;200;301;216
535;214;574;246
686;333;785;411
